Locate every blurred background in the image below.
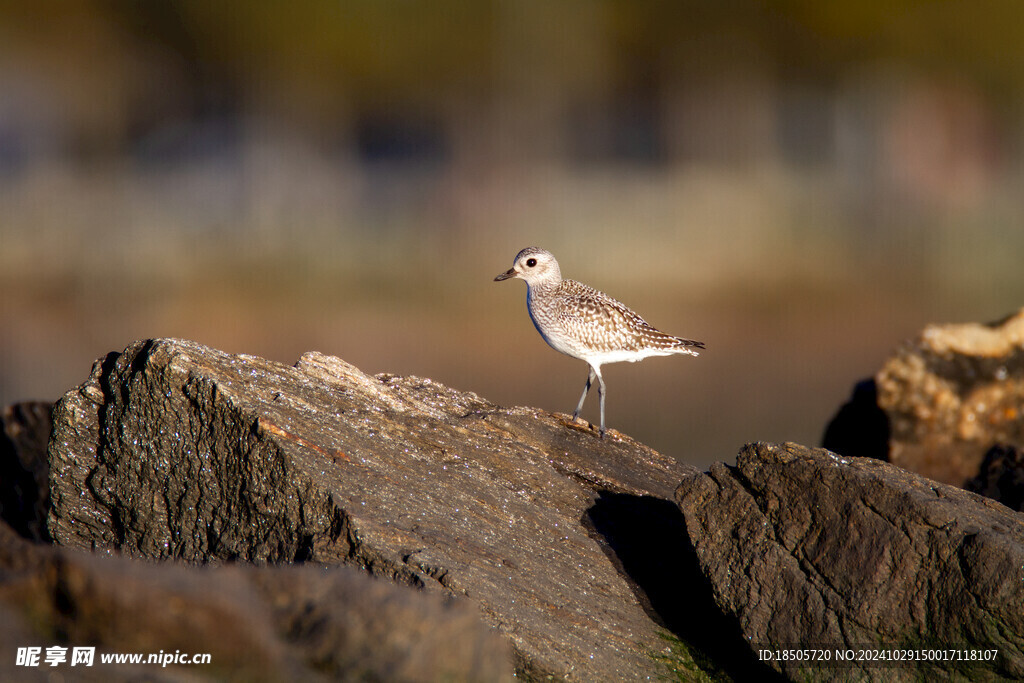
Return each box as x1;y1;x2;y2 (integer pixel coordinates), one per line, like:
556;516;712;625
2;1;1023;468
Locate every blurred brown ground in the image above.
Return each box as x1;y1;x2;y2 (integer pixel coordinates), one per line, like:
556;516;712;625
2;1;1023;468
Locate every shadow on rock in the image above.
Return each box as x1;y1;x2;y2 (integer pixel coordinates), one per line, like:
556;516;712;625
822;379;890;461
585;491;782;682
0;401;52;542
965;444;1024;512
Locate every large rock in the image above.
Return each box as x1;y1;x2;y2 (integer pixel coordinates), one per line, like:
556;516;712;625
47;338;735;680
874;309;1024;485
0;518;511;681
676;441;1024;681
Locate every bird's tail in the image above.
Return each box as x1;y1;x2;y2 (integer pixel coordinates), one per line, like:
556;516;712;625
674;337;704;356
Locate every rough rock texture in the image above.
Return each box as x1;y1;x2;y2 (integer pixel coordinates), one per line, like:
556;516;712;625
676;441;1024;681
874;309;1024;485
965;444;1024;512
0;402;52;541
46;338;740;680
0;519;511;681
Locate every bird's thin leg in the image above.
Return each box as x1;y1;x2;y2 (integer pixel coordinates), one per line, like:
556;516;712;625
595;368;607;439
573;367;596;421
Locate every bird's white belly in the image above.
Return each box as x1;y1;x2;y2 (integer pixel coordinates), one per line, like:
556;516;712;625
532;318;674;366
582;348;675;366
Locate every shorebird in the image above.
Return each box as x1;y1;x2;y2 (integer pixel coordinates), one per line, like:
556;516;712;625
495;247;703;438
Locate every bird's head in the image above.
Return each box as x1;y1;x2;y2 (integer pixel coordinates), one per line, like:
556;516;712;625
494;247;562;287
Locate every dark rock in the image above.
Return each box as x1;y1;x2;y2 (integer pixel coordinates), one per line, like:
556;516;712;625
0;519;510;681
676;441;1024;682
874;309;1024;485
965;444;1024;512
0;401;52;541
47;338;719;680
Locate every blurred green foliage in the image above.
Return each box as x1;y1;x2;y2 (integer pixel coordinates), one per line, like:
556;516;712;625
4;0;1024;99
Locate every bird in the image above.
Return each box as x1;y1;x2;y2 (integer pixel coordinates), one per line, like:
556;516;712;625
495;246;703;439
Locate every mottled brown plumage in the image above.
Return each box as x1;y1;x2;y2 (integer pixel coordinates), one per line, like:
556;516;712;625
552;278;701;356
495;247;703;438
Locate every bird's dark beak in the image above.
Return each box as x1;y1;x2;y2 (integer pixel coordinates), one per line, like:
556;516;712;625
494;268;516;282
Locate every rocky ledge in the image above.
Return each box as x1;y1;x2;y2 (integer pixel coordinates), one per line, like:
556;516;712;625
44;338;731;680
0;316;1022;681
678;441;1024;681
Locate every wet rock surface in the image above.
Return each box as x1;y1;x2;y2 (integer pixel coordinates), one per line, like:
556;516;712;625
874;309;1024;486
0;518;511;682
676;441;1024;681
46;338;720;680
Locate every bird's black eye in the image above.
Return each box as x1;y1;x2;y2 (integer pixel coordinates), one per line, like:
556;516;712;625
526;258;537;267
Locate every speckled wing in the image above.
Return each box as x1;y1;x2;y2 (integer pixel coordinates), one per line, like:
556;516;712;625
554;280;703;354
